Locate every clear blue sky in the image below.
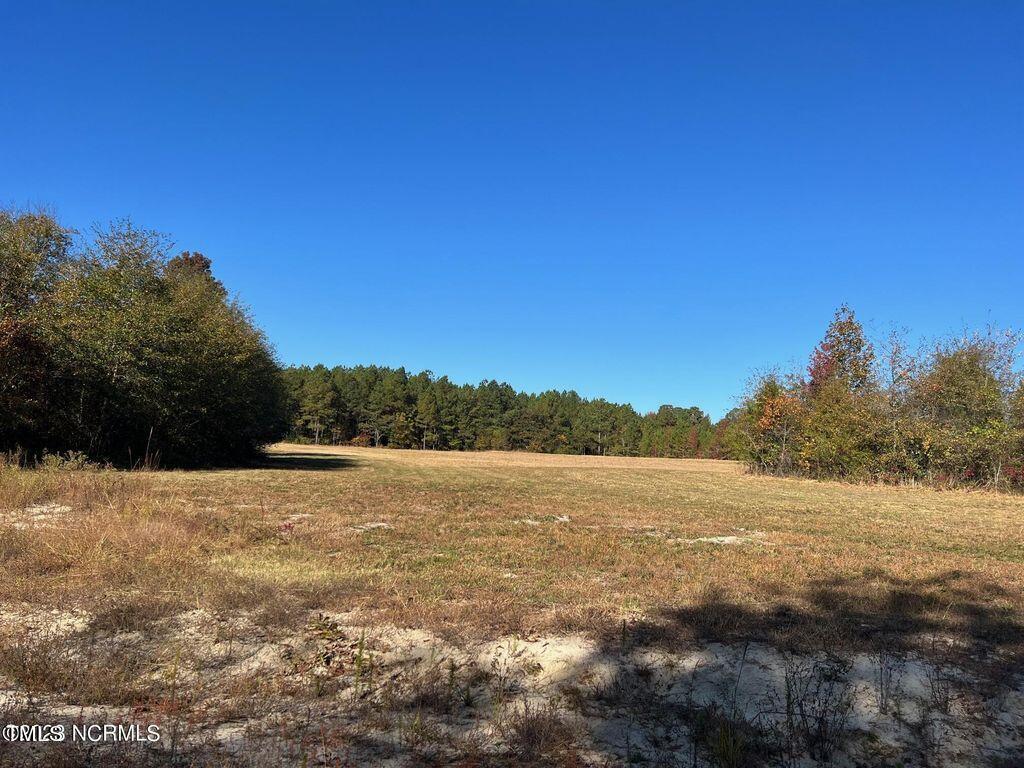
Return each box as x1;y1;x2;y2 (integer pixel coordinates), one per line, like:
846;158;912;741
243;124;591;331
3;2;1021;419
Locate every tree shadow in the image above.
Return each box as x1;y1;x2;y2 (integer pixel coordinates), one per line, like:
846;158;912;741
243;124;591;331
322;570;1024;766
550;569;1024;765
610;569;1023;668
17;569;1020;766
249;451;360;472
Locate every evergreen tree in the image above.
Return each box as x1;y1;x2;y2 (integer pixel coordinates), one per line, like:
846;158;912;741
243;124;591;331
298;368;338;444
416;388;440;449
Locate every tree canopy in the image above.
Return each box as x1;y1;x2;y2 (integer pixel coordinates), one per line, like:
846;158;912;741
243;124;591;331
6;209;1019;489
728;306;1024;489
0;210;289;466
282;365;723;459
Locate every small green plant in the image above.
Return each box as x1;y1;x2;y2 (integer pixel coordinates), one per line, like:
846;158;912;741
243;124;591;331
353;629;374;698
398;710;443;753
38;450;96;471
711;717;747;768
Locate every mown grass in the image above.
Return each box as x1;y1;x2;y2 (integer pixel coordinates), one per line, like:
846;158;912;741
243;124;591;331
2;445;1023;765
2;443;1024;656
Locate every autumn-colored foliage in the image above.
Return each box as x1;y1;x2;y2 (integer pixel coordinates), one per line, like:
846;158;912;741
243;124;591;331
736;306;1023;490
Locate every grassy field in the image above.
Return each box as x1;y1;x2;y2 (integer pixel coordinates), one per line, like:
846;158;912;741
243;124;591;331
1;445;1023;765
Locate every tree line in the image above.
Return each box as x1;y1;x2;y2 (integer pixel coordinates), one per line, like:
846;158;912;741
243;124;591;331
5;208;1022;487
723;305;1024;489
0;209;288;467
283;365;725;458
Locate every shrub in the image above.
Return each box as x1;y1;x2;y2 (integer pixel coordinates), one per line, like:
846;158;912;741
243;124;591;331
734;308;1024;490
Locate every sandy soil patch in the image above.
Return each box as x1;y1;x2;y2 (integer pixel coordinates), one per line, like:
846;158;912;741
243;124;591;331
1;608;1020;766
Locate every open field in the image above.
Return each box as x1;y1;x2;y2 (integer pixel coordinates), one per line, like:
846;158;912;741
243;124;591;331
1;445;1023;766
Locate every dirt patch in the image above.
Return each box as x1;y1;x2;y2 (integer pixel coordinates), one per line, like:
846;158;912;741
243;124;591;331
680;532;765;545
2;503;73;529
1;607;1019;767
516;514;571;526
351;521;393;531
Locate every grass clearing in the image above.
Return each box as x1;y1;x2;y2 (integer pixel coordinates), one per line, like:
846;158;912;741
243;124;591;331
1;444;1022;765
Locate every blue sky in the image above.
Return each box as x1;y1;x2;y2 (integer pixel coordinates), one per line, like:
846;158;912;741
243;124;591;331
3;2;1021;419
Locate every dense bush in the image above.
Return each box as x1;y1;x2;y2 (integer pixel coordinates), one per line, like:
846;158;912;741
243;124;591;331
0;210;288;467
732;305;1024;489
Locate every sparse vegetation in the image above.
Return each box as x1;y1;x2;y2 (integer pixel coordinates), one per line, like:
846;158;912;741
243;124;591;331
1;445;1021;765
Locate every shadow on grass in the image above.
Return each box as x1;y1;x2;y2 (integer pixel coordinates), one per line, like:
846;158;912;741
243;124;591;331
575;569;1023;685
550;569;1024;765
9;570;1022;766
251;451;360;472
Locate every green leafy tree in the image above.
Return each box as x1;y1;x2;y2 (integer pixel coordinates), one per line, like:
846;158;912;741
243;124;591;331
798;305;884;477
911;334;1019;485
798;378;882;478
0;210;73;452
21;217;288;466
739;374;806;474
390;411;415;448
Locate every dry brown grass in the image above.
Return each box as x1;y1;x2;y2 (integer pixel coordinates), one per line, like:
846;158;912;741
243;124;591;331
2;444;1023;765
3;443;1023;655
